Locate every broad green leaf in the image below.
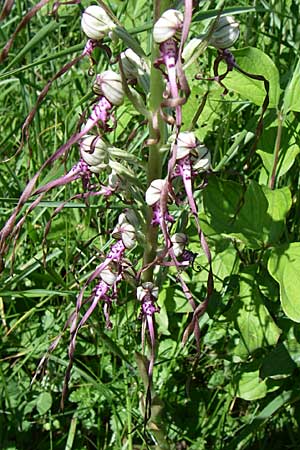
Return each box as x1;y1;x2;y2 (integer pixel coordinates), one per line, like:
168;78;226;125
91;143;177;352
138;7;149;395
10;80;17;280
227;267;281;358
163;284;193;314
202;176;243;237
157;292;170;335
268;243;300;322
203;177;291;248
283;58;300;113
191;244;238;291
221;47;280;108
261;185;291;242
231;364;268;400
260;343;296;379
257;124;300;181
231;181;269;248
284;328;300;365
181;84;222;139
286;336;300;366
36;392;52;415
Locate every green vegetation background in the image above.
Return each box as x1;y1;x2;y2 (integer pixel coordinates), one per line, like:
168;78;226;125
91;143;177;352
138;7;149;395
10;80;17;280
1;1;300;449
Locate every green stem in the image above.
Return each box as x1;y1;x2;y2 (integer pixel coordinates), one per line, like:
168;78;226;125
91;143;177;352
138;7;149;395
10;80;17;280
142;0;171;282
269;110;284;190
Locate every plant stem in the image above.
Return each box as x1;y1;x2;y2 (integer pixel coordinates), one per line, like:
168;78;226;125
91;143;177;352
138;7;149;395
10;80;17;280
269;110;284;189
142;0;171;281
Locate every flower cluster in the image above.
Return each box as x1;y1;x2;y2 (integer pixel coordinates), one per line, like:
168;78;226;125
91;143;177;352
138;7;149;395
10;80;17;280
0;2;249;415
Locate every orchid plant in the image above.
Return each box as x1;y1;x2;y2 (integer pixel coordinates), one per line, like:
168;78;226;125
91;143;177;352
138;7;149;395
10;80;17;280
0;0;273;427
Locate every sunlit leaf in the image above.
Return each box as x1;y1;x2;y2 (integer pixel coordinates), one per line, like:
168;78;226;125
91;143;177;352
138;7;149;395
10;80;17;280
36;392;52;415
268;243;300;322
226;267;281;359
221;47;280;108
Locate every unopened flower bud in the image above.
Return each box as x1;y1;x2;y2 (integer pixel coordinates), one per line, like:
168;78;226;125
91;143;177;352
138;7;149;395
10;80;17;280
153;9;183;44
137;282;159;301
80;135;109;170
120;48;148;81
81;5;116;41
209;15;239;49
171;232;188;257
93;71;124;106
100;266;118;286
192;144;211;171
145;179;166;206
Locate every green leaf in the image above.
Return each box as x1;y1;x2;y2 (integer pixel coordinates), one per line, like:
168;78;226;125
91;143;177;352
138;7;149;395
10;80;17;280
260;343;296;379
234;370;268;400
202;176;243;237
4;21;59;71
261;185;291;242
36;392;52;415
283;58;300;113
221;47;280;108
163;284;193;314
114;26;146;57
231;362;268;400
203;177;291;248
268;243;300;322
191;244;238;291
257;124;300;181
193;6;256;22
225;390;300;449
227;267;281;359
